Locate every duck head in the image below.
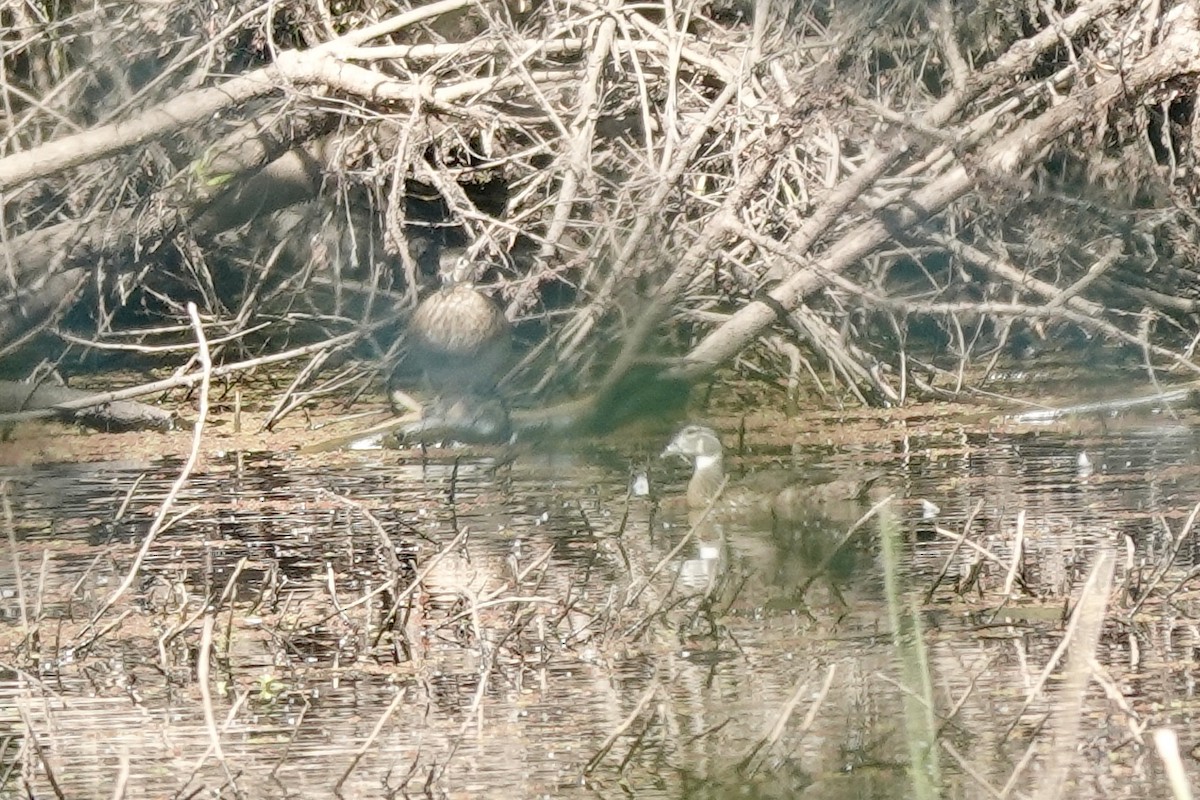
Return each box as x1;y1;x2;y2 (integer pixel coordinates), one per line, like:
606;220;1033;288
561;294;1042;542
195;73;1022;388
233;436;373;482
662;425;729;509
661;424;725;469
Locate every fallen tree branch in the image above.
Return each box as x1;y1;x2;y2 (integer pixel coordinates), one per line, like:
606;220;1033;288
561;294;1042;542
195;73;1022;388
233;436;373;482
0;328;367;426
0;380;175;431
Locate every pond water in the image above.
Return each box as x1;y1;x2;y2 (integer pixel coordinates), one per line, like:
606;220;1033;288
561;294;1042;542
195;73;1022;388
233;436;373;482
2;407;1200;798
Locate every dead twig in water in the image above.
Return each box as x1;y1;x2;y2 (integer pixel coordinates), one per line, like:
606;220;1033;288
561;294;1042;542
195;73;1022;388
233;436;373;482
197;614;237;793
177;689;254;799
16;704;66;800
939;741;1006;799
738;663;836;776
80;301;213;635
309;525;471;635
333;689;408;798
1124;502;1200;620
1022;550;1115;800
2;488;30;647
584;682;661;774
1154;728;1194;800
932;523;1035;598
923;498;984;602
998;549;1115;783
108;755;130;800
797;494;892;598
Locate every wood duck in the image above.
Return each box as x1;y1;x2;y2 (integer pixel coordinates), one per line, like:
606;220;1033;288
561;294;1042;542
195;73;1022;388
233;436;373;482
377;251;514;444
660;424;884;525
406;258;512;397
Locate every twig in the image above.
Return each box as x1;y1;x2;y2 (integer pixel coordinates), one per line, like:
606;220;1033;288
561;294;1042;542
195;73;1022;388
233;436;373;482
333;689;408;797
16;705;66;800
81;302;213;633
0;328;363;426
584;682;660;773
677;0;1181;381
1023;551;1115;800
1000;550;1115;749
530;0;620;270
797;494;893;596
739;663;836;775
0;0;484;192
197;613;232;783
932;524;1035;597
108;755;130;800
1155;728;1195;800
2;487;29;644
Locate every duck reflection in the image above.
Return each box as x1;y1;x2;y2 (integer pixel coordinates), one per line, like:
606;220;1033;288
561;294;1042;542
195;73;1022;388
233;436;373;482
674;519;728;593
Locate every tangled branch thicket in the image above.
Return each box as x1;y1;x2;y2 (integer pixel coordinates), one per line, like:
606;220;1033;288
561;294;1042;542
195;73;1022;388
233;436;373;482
4;0;1200;416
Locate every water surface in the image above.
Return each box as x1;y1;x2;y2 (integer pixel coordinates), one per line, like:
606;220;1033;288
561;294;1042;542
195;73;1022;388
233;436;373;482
2;409;1199;797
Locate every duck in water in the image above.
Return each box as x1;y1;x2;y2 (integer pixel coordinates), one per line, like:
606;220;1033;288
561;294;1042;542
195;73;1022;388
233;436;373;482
660;424;885;526
661;424;891;594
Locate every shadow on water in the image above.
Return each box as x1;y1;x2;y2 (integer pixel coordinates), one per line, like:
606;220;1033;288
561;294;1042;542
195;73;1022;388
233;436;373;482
4;412;1200;797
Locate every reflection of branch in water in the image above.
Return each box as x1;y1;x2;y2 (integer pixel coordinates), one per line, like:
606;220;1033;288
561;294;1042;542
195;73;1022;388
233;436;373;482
1010;387;1199;424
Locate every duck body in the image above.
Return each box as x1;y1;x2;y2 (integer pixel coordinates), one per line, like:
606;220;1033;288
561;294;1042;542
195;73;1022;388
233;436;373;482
660;424;758;514
407;281;512;396
661;424;883;526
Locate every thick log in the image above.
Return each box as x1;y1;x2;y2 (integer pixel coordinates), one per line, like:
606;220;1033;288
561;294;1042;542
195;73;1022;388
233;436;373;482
0;380;176;432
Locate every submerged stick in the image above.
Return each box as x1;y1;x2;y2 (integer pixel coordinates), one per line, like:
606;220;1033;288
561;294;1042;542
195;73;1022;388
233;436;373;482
81;302;213;633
